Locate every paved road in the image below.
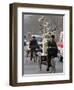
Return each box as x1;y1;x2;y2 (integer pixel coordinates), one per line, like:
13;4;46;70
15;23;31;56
23;54;63;75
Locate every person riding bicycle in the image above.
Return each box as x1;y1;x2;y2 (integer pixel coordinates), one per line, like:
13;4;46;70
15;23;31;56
29;36;39;61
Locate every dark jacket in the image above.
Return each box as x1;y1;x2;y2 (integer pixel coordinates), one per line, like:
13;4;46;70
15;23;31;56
47;40;58;57
29;39;39;49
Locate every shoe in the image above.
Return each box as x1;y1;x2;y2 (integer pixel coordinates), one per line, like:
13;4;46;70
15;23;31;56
49;64;52;67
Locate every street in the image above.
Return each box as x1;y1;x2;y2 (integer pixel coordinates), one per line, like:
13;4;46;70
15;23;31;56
23;52;63;75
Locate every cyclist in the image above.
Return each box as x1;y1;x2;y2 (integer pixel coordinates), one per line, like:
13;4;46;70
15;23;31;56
29;36;39;61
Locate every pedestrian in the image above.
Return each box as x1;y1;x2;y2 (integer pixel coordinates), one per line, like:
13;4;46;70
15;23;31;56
46;35;58;71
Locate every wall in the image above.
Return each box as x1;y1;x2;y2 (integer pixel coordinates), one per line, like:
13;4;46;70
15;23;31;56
0;0;74;90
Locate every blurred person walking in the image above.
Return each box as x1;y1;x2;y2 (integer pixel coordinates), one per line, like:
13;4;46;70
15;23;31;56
47;35;58;71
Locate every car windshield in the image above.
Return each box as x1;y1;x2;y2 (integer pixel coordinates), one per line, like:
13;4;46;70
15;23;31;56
36;37;42;42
